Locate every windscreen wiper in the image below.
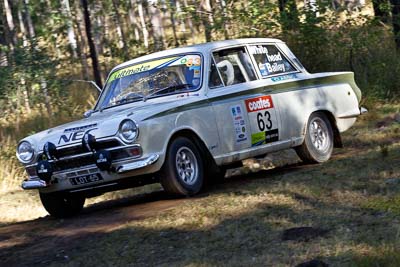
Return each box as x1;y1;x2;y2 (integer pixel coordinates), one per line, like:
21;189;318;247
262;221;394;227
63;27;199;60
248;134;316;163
115;93;144;105
144;84;192;102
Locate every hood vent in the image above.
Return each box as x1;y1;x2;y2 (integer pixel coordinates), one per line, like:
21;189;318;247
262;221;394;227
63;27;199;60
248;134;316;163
64;123;98;133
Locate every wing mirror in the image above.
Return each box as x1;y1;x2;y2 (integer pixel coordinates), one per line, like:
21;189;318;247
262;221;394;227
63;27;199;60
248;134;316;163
84;109;94;118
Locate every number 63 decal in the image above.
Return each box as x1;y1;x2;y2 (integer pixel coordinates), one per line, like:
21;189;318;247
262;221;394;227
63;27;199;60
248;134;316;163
257;111;272;131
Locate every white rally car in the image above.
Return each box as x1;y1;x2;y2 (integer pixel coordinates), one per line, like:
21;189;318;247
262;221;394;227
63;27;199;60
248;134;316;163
16;38;366;218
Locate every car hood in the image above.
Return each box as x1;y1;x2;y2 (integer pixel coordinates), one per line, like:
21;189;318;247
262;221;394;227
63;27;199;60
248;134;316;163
21;96;201;152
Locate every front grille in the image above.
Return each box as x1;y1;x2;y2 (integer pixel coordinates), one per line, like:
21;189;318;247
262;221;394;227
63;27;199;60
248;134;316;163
53;155;95;172
26;140;141;176
57;139;122;158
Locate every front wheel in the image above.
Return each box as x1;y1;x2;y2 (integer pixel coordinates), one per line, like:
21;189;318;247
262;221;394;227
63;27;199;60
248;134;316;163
295;112;334;163
160;137;204;196
39;192;85;218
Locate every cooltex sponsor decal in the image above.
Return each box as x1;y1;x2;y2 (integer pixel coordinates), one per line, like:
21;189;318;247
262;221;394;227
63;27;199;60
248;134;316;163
245;95;274;112
244;95;279;147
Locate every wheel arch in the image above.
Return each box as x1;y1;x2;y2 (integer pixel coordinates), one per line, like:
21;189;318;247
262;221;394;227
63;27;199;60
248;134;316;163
167;128;215;159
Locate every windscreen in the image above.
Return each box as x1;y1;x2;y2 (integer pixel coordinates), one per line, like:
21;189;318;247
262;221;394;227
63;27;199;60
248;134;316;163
96;54;202;110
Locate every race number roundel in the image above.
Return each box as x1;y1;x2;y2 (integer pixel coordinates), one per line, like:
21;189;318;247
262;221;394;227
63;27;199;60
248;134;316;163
245;95;279;147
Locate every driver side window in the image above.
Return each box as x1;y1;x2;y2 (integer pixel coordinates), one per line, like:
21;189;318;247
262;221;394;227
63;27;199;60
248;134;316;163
211;47;257;87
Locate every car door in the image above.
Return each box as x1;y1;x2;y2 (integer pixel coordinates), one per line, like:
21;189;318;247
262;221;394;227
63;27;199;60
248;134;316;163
206;45;282;164
246;43;303;143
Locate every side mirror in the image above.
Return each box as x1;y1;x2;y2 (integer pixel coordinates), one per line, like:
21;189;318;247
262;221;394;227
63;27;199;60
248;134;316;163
84;109;94;118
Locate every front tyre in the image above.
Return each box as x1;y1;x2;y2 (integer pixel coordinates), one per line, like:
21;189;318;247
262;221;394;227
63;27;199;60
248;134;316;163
295;112;333;163
160;137;204;196
39;192;85;218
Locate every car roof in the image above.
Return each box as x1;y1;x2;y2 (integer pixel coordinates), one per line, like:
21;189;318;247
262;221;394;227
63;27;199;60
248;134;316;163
112;38;284;71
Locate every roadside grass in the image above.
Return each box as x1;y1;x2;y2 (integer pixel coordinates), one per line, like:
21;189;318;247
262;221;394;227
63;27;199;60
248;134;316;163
1;102;399;266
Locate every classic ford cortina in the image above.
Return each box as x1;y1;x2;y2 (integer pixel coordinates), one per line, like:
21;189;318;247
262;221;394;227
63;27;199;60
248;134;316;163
16;38;366;217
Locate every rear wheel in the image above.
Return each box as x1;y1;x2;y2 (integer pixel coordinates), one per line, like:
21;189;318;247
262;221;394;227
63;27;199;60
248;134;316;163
39;192;85;218
295;112;333;163
160;137;204;196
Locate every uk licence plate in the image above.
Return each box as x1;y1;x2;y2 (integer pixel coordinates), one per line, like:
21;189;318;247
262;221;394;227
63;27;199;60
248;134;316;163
69;173;103;185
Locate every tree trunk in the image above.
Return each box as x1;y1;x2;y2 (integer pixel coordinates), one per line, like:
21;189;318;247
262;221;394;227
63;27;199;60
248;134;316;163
73;0;90;80
137;0;149;48
217;0;229;39
200;0;214;42
175;0;186;34
128;0;141;42
20;76;32;114
81;0;103;88
182;0;195;43
17;5;28;47
3;0;17;47
111;0;128;57
148;0;165;51
23;0;35;40
41;79;53;121
61;0;78;58
169;0;180;46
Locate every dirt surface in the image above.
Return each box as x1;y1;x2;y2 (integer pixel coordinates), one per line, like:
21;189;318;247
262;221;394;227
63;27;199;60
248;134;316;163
0;190;187;266
0;162;312;267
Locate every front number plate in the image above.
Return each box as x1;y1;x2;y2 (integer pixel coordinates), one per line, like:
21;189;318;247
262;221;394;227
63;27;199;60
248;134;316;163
69;173;103;186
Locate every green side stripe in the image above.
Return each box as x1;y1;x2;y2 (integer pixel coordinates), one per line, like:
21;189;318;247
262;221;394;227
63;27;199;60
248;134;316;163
144;72;361;120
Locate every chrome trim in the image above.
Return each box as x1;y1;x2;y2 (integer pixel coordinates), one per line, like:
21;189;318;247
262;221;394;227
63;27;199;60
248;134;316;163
22;179;47;190
360;107;368;115
117;154;159;173
118;119;139;144
16;141;35;164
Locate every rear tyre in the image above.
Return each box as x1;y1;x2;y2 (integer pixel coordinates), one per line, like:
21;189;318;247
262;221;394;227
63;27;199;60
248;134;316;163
39;192;85;218
160;137;204;196
295;112;334;163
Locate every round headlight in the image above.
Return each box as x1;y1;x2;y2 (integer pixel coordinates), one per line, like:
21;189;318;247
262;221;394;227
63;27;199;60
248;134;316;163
119;119;138;143
17;141;34;163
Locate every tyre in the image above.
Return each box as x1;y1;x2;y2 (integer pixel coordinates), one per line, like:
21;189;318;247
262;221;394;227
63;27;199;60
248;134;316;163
160;137;204;196
295;112;334;163
39;192;85;218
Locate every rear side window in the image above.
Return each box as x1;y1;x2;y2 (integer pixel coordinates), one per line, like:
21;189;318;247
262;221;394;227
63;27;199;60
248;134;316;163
211;47;257;87
248;44;297;77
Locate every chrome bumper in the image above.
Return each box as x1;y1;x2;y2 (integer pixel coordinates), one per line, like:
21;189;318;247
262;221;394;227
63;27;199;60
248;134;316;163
117;154;159;173
21;179;47;190
21;154;160;190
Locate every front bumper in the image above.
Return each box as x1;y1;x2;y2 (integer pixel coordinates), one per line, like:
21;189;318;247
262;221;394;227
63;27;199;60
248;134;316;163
21;153;160;190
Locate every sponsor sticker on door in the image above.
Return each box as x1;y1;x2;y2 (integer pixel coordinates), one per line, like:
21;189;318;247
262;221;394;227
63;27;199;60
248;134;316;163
230;104;248;144
244;95;279;146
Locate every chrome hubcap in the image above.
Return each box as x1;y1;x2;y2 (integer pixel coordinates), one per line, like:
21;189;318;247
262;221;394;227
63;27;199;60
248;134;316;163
175;146;198;185
309;117;329;152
